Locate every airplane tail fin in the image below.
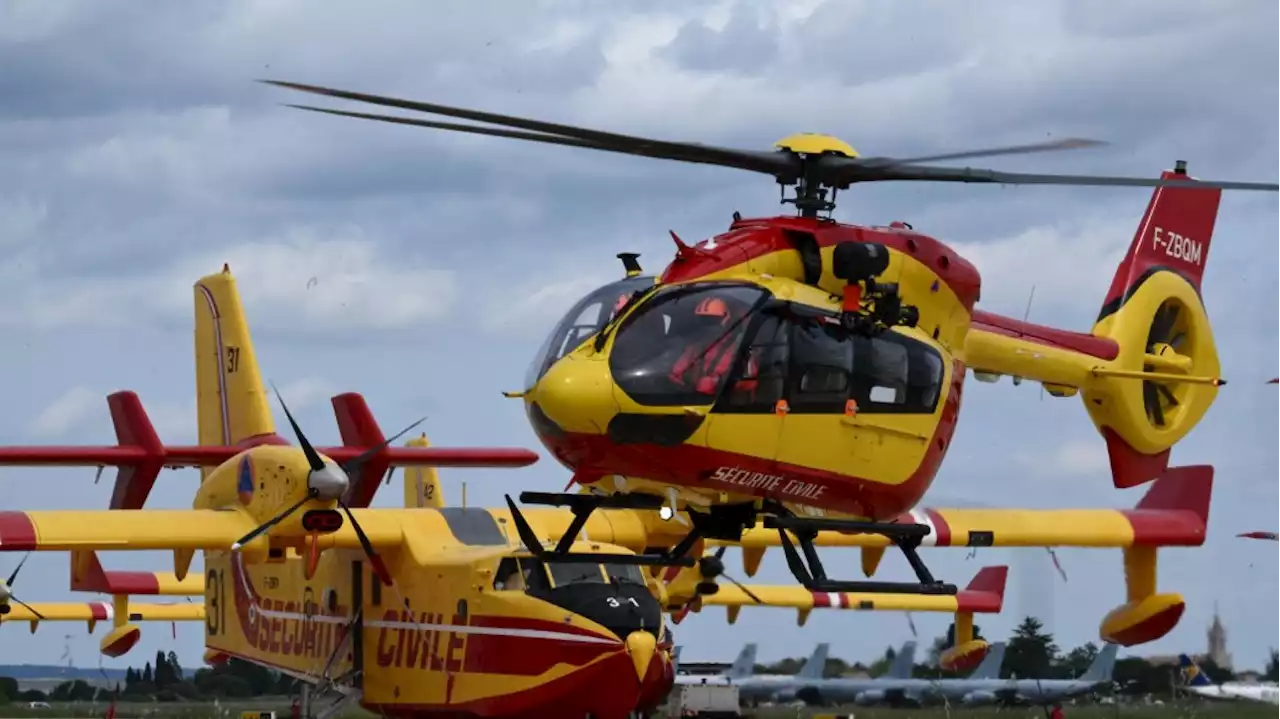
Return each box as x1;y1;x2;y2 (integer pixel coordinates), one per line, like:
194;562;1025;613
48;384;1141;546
193;266;275;479
1084;163;1223;488
402;434;444;508
1178;654;1213;687
727;643;757;679
798;643;829;679
1080;643;1120;682
888;641;916;679
969;641;1005;679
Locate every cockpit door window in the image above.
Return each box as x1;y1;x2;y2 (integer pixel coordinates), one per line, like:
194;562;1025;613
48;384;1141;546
610;283;769;407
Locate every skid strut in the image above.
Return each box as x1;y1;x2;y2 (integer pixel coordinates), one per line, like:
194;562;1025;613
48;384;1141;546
764;515;958;595
508;491;697;567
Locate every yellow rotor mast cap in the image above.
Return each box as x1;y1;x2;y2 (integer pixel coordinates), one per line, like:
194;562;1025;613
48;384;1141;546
773;133;859;158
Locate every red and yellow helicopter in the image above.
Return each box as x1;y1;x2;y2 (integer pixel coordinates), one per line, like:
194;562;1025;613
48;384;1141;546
0;266;1015;718
258;80;1268;649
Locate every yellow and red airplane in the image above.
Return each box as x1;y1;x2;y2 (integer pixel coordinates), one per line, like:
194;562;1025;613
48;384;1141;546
0;266;1014;719
259;80;1266;631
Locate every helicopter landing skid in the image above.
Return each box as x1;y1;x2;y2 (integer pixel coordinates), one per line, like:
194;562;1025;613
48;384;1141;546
764;515;958;595
507;491;698;567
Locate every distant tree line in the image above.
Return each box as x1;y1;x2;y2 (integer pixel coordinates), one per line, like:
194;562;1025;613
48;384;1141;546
755;615;1280;698
0;652;296;704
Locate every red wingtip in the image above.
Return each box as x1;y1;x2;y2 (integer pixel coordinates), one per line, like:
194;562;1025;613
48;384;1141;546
956;566;1007;613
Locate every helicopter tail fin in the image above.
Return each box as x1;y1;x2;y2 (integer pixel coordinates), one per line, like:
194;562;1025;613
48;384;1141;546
1082;162;1223;488
193;265;276;481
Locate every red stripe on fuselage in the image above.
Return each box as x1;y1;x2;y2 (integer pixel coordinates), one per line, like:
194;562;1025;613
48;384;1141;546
660;217;983;313
0;512;37;550
970;310;1119;361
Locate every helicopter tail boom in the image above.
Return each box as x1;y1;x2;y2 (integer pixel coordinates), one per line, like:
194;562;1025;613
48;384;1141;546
963;162;1222;488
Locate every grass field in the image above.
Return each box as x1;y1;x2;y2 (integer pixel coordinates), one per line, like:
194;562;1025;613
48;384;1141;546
741;703;1275;719
0;699;1272;719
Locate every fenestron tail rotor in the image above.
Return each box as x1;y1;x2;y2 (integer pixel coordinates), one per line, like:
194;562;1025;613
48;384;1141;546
1143;301;1187;428
262;79;1278;218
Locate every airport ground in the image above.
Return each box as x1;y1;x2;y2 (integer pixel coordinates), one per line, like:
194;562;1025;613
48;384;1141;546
0;699;1273;719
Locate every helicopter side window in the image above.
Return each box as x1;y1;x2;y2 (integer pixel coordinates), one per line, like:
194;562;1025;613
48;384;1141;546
788;317;855;413
524;275;656;390
854;331;945;414
610;284;768;407
720;314;789;413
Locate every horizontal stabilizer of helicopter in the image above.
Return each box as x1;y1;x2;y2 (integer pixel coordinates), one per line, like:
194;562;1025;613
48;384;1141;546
702;563;1005;616
727;464;1211;552
963;166;1223;488
0;390;538;509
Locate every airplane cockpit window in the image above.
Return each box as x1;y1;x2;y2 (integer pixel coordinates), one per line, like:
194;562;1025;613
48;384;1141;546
547;562;606;587
524;275;656;390
602;562;647;586
493;556;550;593
610;283;769;407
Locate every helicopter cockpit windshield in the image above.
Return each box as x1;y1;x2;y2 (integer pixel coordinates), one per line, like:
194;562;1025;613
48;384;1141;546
524;274;657;390
608;283;769;406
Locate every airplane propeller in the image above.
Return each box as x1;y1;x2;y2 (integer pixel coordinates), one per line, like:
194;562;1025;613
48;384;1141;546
0;553;45;620
230;384;426;587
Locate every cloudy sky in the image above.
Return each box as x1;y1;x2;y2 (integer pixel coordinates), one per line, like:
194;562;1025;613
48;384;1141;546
1;0;1276;672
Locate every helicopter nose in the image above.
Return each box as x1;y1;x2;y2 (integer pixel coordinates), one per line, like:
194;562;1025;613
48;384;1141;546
528;354;619;435
625;630;657;683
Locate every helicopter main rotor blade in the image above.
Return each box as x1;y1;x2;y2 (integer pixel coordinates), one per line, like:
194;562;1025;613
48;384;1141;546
264;80;796;177
285;105;784;175
857;137;1110;167
823;159;1280;192
265;80;1278;194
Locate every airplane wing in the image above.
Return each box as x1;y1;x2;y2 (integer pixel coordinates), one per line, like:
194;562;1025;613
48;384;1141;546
0;510;255;551
1;600;203;628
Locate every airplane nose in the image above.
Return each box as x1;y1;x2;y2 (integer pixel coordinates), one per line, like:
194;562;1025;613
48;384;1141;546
625;630;656;683
528;355;618;435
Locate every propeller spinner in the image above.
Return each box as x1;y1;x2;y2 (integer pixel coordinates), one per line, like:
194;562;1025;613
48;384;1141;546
230;384;426;586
